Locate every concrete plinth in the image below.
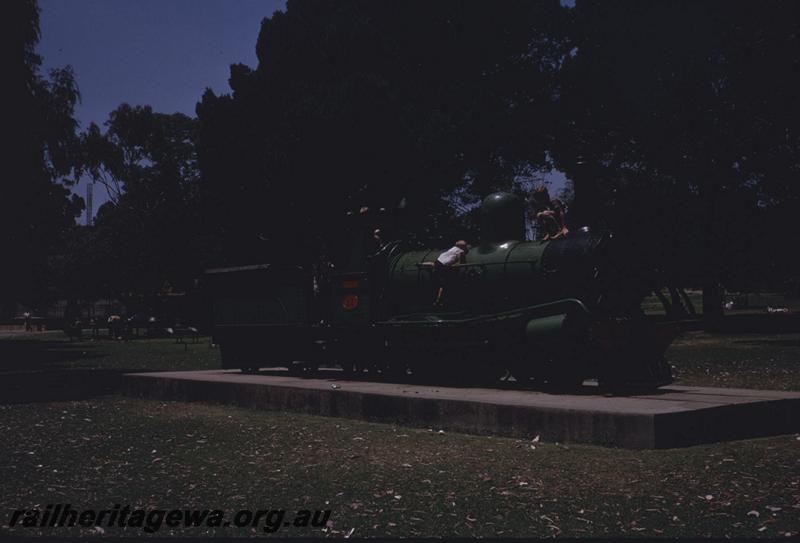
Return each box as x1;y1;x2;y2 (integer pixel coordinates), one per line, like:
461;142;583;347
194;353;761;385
122;369;800;449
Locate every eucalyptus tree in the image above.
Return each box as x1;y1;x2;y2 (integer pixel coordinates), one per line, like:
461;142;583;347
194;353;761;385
2;0;84;317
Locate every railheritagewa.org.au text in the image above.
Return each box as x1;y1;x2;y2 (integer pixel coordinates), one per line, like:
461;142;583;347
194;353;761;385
7;504;331;533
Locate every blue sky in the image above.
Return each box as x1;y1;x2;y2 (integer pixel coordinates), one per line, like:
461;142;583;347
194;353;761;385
37;0;567;220
38;0;285;125
37;0;286;215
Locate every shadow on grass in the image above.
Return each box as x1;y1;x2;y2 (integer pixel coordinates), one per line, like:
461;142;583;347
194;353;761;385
0;338;132;404
708;313;800;333
0;369;129;404
731;338;800;347
0;337;108;372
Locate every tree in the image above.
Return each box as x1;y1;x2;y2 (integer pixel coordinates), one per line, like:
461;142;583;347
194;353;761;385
2;0;84;317
552;0;800;322
196;0;570;264
83;104;204;301
47;225;114;315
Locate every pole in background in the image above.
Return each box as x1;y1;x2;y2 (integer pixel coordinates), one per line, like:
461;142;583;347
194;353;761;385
86;182;93;226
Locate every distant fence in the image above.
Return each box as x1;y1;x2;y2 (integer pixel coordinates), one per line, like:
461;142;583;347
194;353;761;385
0;323;47;332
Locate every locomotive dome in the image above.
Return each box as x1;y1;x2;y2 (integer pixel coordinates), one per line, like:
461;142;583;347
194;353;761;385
480;192;525;244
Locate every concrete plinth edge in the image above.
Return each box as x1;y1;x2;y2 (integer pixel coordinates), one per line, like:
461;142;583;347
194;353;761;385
122;370;800;449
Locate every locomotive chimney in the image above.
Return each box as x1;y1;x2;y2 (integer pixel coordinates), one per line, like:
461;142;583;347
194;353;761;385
480;192;524;244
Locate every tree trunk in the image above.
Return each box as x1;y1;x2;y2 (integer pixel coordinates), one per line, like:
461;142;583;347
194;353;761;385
702;283;723;327
668;287;688;319
678;288;697;316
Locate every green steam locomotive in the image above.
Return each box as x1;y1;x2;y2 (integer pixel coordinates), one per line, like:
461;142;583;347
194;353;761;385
204;192;676;389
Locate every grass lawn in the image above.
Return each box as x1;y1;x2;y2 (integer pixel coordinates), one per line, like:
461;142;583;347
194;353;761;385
670;330;800;390
0;329;798;537
0;332;220;373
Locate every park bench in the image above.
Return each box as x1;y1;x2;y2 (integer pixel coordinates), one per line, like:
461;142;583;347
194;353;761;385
165;326;200;350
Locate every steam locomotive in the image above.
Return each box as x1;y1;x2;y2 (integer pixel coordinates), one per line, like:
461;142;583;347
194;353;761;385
204;192;676;389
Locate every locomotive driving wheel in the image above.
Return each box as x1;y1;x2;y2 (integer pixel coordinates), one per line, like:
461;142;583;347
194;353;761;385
456;358;506;385
508;360;536;386
407;350;451;384
503;342;537;386
540;360;587;391
339;359;358;376
510;356;585;390
378;357;409;381
376;339;410;381
287;361;305;376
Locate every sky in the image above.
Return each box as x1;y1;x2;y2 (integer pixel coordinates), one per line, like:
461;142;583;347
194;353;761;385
38;0;285;124
37;0;567;222
37;0;286;217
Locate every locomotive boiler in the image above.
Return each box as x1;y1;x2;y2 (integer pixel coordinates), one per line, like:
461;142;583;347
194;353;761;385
204;192;676;389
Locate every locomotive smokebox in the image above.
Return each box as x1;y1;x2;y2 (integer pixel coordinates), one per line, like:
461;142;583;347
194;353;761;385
480;192;525;244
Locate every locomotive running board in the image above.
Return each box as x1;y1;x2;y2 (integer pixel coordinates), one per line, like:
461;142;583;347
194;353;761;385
123;368;800;449
377;298;590;326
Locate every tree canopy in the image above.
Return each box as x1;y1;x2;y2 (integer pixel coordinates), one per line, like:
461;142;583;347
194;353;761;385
196;0;570;262
553;0;800;312
12;0;800;319
82;105;203;299
3;0;83;316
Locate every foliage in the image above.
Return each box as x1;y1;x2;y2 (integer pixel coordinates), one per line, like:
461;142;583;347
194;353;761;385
2;0;84;316
18;0;800;309
193;0;800;294
552;0;800;293
47;226;112;306
196;0;569;262
81;105;205;298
